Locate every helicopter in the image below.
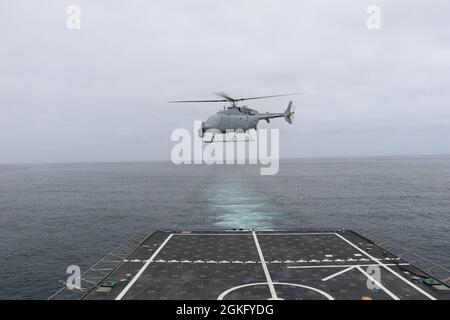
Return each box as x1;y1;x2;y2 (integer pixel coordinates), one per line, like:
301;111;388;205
169;92;301;142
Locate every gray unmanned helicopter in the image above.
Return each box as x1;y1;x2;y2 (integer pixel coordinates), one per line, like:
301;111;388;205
169;92;301;142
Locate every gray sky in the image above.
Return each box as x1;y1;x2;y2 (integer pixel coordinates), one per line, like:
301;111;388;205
1;0;450;163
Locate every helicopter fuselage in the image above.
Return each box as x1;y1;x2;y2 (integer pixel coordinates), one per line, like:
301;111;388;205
203;109;259;133
200;105;290;137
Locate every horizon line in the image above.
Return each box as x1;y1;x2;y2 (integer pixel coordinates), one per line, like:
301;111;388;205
1;153;450;166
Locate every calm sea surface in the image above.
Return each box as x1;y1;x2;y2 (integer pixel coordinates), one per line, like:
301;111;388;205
1;156;449;299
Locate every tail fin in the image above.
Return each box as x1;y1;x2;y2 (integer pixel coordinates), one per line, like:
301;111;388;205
284;101;294;124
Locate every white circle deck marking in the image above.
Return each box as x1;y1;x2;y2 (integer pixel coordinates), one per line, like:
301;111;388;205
217;282;334;300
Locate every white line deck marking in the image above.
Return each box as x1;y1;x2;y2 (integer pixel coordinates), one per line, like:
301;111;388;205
321;265;403;300
172;233;252;236
288;263;410;269
172;232;337;236
252;231;278;300
115;234;173;300
217;282;334;300
257;233;337;236
122;256;410;266
334;233;437;300
322;266;355;281
356;266;400;300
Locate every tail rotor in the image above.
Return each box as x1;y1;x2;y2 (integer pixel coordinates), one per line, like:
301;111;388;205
284;101;295;125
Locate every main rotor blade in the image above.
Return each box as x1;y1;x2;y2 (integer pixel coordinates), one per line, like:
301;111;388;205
168;99;228;103
235;92;303;102
168;92;303;104
214;92;236;102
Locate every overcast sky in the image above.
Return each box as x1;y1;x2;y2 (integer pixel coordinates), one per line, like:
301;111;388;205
1;0;450;163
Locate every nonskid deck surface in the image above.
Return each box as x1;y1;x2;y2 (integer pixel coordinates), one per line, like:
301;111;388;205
54;230;450;300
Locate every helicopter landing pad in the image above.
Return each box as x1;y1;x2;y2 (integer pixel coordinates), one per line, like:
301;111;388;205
53;230;450;300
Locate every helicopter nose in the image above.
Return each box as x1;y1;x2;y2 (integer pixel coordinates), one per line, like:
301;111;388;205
198;122;206;138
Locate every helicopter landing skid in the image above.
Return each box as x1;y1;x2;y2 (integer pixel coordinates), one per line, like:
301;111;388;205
204;139;254;143
204;133;254;143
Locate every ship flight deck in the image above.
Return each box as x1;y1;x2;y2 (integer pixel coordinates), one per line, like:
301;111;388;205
50;229;450;300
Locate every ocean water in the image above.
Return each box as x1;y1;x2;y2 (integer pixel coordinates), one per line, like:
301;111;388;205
0;156;449;299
